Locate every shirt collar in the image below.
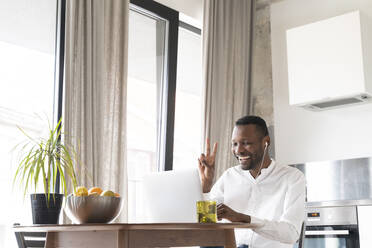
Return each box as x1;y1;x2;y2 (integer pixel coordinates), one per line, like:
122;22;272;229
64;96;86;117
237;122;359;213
257;159;276;181
237;159;276;183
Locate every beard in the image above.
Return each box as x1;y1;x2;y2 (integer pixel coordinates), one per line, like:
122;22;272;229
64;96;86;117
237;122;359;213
239;150;264;171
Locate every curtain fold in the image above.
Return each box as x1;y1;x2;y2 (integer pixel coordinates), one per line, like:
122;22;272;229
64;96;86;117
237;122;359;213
64;0;129;222
202;0;255;179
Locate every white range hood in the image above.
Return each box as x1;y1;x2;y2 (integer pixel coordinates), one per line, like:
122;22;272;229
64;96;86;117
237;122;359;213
286;11;372;111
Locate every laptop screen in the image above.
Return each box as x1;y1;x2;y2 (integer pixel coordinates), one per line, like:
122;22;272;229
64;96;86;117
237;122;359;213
142;168;203;223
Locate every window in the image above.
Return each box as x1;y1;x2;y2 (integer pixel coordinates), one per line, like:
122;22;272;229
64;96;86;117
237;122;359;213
0;0;63;247
127;4;169;222
127;1;203;222
173;23;202;171
127;0;178;222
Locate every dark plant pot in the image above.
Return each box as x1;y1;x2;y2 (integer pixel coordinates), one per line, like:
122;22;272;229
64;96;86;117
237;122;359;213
30;193;64;224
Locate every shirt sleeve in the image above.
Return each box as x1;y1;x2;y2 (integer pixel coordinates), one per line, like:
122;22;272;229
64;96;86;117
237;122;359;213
250;170;306;244
203;171;225;204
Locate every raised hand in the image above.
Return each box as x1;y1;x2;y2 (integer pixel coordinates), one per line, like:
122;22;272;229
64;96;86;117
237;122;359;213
198;138;218;193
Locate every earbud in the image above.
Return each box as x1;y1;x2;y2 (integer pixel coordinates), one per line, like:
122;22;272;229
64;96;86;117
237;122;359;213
264;142;268;149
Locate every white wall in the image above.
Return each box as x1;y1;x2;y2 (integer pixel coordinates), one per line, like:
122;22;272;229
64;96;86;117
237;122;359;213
154;0;203;24
271;0;372;165
0;0;57;54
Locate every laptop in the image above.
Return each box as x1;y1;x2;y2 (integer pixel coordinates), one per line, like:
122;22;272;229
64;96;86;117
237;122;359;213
142;168;203;223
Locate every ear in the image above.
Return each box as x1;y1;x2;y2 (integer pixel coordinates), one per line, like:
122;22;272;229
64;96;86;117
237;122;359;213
263;136;270;149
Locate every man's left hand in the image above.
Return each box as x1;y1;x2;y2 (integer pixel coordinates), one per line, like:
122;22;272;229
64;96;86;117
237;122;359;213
217;204;251;223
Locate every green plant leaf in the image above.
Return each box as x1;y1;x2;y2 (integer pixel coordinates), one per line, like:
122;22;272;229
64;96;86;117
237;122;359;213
34;156;42;192
55;160;67;196
51;119;62;148
16;125;37;144
20;149;38;190
13;117;79;201
58;155;76;186
12;146;33;188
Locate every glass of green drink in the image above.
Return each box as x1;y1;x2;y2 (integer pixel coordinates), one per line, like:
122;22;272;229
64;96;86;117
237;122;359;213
196;200;217;223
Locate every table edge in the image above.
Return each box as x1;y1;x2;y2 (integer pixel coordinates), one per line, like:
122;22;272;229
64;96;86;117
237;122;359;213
13;223;261;232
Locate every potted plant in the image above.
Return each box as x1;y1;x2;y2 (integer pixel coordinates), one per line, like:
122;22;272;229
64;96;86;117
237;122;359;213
13;118;78;224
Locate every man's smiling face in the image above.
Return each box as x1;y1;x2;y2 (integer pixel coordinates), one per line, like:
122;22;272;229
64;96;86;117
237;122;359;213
231;124;266;171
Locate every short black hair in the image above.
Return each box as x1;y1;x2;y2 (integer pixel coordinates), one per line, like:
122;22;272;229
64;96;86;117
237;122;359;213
235;115;269;138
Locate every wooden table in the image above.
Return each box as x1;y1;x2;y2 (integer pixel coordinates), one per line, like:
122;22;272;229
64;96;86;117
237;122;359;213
13;223;259;248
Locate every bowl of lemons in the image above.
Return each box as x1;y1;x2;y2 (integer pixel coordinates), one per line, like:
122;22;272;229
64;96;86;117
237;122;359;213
64;186;123;224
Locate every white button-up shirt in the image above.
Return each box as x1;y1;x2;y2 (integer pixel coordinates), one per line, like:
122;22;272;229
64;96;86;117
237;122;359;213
208;159;305;248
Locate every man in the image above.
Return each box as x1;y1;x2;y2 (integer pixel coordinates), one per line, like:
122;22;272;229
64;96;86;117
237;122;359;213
198;115;305;248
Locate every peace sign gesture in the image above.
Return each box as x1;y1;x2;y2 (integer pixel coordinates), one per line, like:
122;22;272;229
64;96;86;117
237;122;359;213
198;138;218;193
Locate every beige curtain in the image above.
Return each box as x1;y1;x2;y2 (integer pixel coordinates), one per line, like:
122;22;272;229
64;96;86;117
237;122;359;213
202;0;255;179
64;0;129;222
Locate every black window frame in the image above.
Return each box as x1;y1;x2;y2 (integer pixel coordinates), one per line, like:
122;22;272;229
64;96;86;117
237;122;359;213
55;0;66;193
129;0;179;171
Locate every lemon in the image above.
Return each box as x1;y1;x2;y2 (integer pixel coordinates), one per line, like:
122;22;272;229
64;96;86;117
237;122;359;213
100;190;115;197
74;186;88;196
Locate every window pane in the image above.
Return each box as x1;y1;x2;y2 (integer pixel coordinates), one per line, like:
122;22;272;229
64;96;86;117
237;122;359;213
0;0;57;247
172;26;202;170
127;8;168;222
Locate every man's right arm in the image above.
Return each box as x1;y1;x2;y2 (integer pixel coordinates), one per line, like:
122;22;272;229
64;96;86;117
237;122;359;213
198;139;218;193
